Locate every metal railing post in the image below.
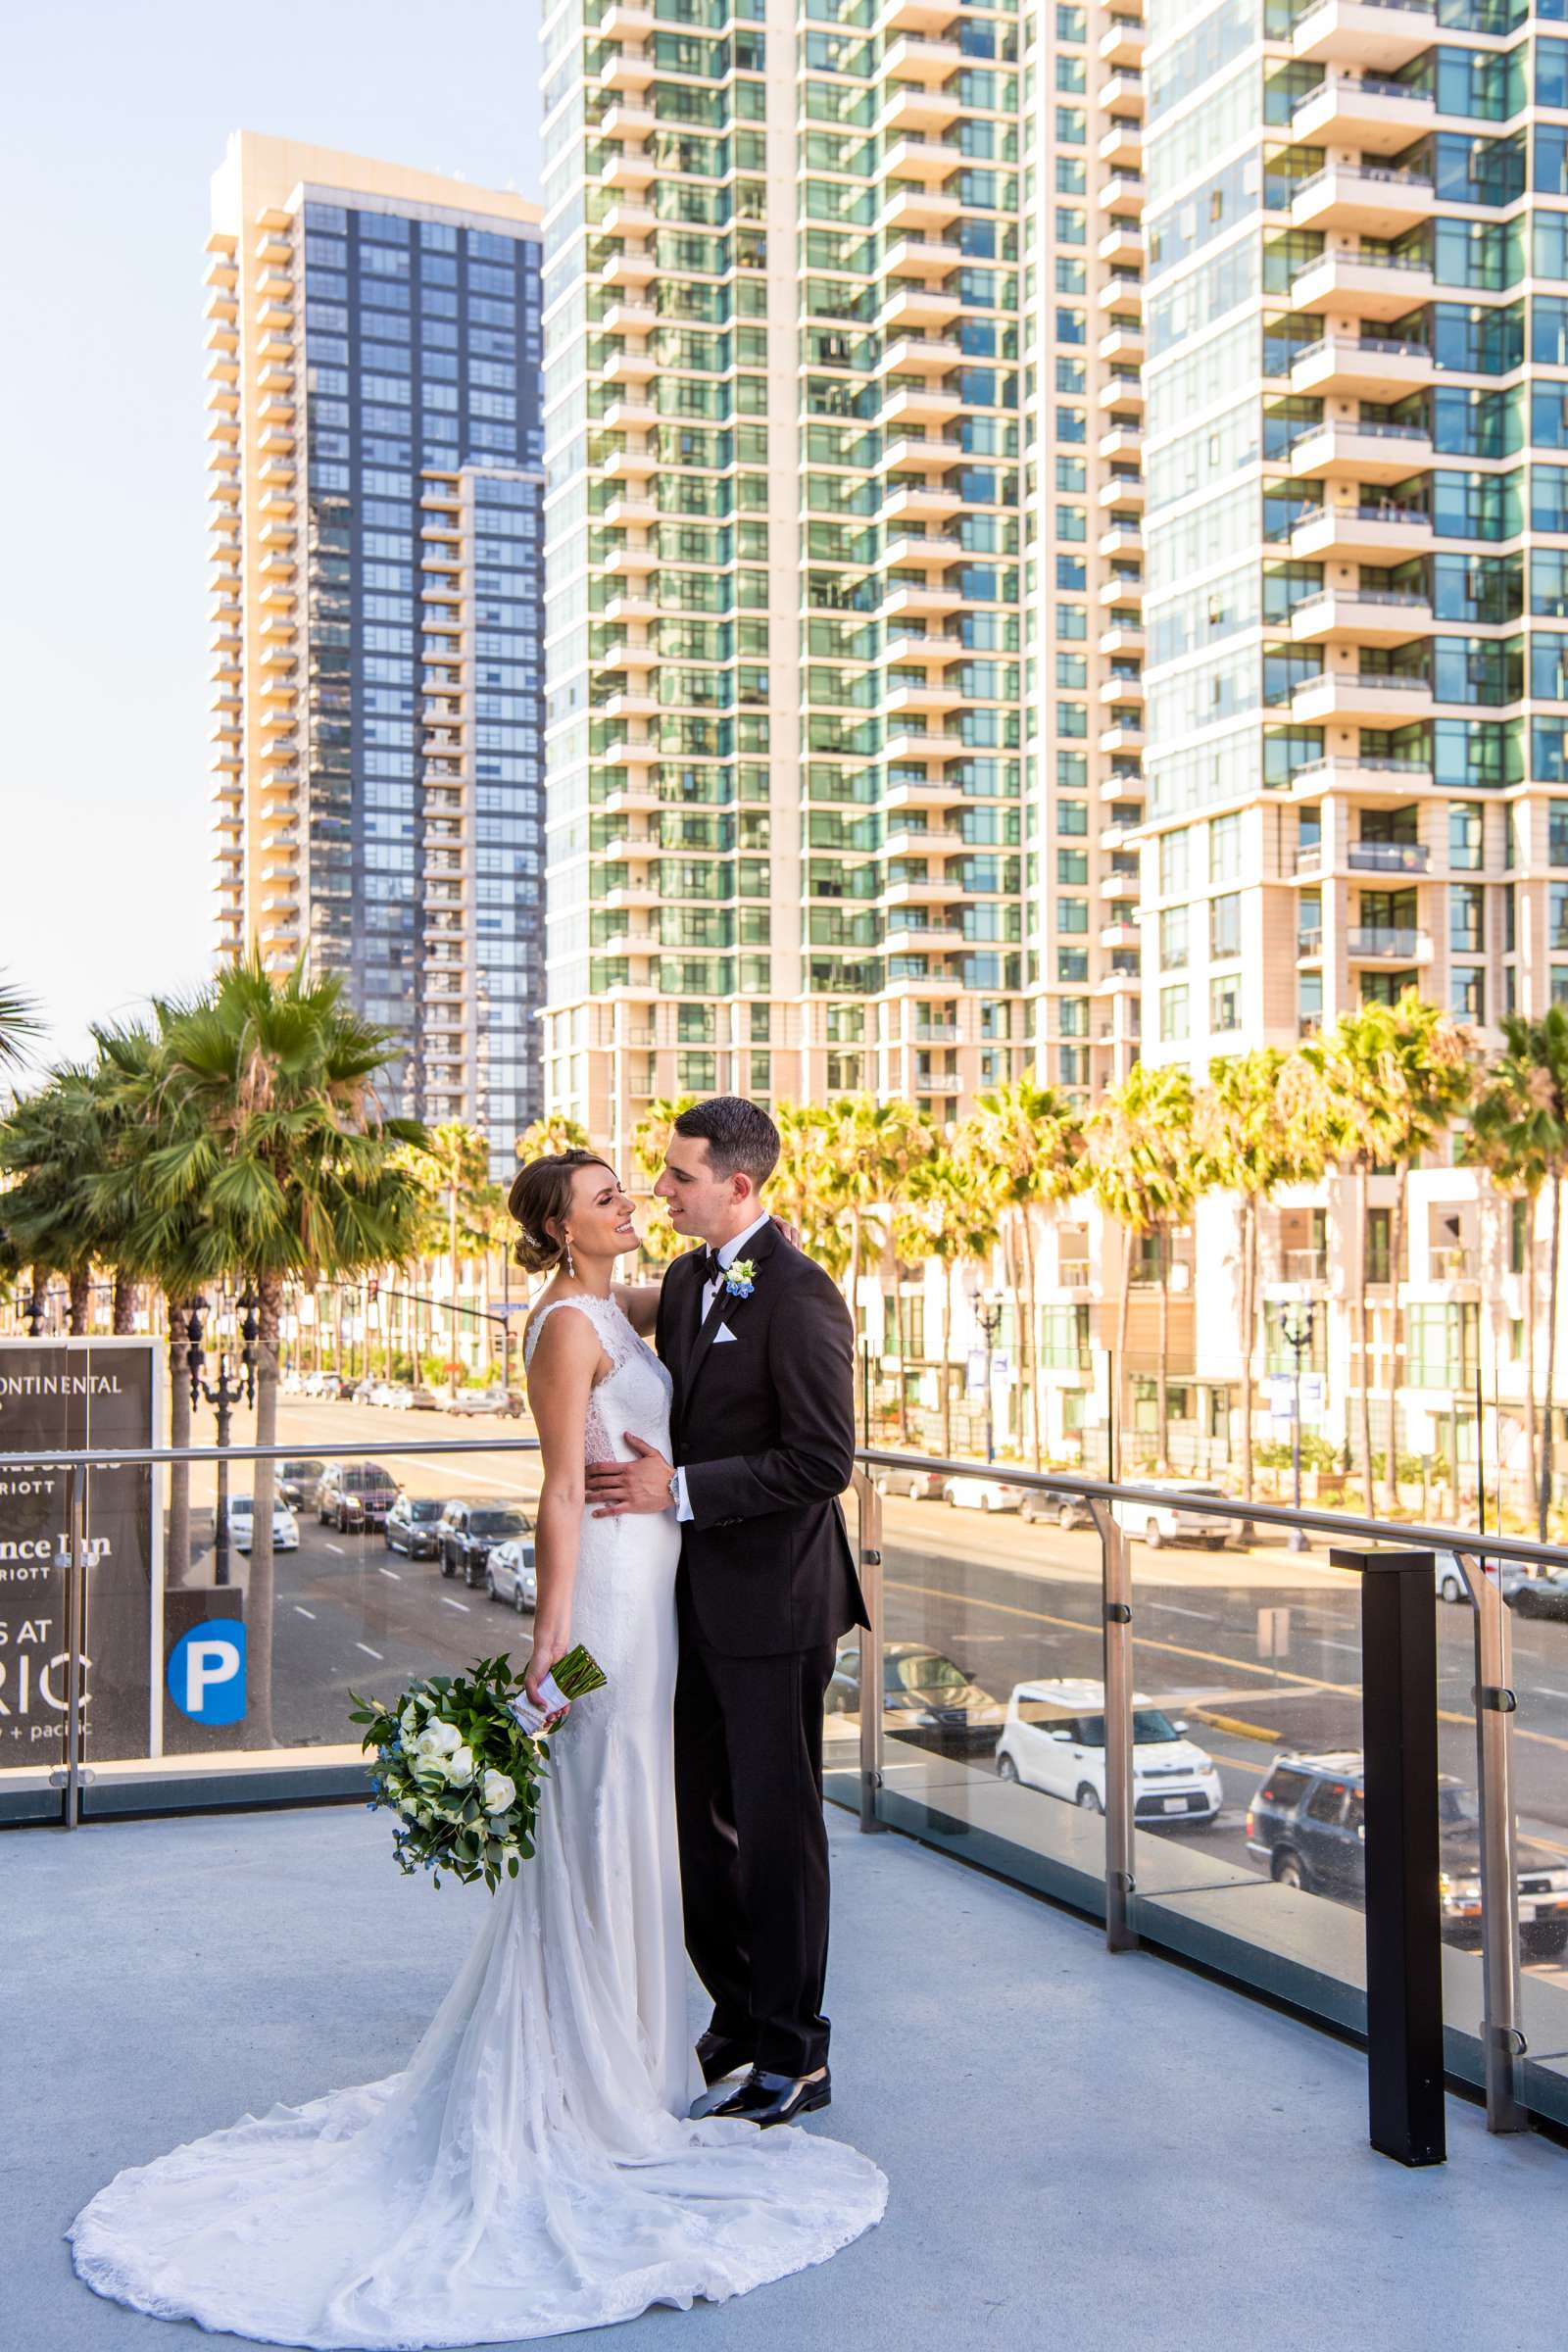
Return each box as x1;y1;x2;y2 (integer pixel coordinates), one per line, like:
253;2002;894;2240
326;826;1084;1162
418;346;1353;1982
852;1467;885;1835
1454;1547;1527;2133
62;1462;87;1831
1090;1497;1137;1951
1332;1546;1446;2167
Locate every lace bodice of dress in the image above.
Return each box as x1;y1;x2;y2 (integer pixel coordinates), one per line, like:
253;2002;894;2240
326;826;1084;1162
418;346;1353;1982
524;1293;673;1465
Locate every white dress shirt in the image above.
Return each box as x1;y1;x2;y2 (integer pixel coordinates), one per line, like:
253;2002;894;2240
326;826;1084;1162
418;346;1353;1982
671;1210;772;1523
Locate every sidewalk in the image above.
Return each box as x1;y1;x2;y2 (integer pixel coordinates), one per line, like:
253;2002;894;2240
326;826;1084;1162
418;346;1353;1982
10;1804;1566;2352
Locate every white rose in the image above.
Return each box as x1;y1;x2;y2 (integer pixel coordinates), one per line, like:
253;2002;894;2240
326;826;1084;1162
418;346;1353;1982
481;1769;516;1815
444;1744;476;1786
421;1719;461;1756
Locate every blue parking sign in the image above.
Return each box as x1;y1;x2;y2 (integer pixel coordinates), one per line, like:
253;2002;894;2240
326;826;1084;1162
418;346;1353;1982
167;1619;247;1724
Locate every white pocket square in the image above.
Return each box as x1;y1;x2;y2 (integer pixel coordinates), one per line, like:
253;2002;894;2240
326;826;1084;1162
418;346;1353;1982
712;1325;738;1345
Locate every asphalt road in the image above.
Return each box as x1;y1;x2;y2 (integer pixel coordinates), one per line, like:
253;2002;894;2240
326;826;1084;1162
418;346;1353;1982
178;1397;1568;1983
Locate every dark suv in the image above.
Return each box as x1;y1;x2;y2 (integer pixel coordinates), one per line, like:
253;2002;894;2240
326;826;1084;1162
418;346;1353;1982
440;1503;531;1589
1246;1750;1568;1958
317;1462;398;1533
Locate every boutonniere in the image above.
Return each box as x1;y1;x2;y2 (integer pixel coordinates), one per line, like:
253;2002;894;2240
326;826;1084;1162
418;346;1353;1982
722;1258;757;1299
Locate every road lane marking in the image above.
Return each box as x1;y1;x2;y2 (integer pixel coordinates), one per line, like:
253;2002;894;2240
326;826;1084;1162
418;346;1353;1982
377;1566;401;1581
324;1543;344;1555
355;1642;384;1660
440;1596;470;1613
294;1606;317;1620
886;1576;1568;1753
1145;1602;1212;1622
1533;1687;1568;1702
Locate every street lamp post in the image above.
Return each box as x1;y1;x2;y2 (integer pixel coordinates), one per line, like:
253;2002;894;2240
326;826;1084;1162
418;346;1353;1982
974;1293;1003;1467
186;1286;258;1587
1279;1299;1318;1553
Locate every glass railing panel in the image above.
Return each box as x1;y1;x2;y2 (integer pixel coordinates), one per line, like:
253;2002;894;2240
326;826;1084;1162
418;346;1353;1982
1124;1506;1372;2029
863;1463;1105;1908
1499;1556;1568;2130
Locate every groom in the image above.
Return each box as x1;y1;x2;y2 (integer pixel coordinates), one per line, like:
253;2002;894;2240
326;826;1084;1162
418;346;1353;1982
586;1096;867;2127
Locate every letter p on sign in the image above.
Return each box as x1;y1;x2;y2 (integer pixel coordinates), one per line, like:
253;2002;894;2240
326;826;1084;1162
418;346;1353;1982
167;1619;247;1725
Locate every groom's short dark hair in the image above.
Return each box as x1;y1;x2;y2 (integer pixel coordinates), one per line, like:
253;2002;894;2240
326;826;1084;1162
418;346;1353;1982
673;1096;780;1192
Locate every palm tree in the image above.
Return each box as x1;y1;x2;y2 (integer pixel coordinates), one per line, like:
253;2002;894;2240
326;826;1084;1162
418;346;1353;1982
514;1113;590;1163
1084;1064;1200;1473
1286;1003;1410;1512
410;1122;490;1393
0;1069;116;1333
1195;1051;1327;1498
894;1151;1001;1458
145;957;427;1741
1465;1007;1568;1539
955;1080;1083;1471
771;1103;849;1281
812;1096;935;1335
0;976;40;1075
628;1095;699;1191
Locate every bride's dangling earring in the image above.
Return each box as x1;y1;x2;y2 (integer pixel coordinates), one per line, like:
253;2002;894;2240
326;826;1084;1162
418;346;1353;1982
564;1234;576;1280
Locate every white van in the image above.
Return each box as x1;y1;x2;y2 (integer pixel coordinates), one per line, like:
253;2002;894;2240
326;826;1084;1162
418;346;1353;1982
995;1677;1222;1824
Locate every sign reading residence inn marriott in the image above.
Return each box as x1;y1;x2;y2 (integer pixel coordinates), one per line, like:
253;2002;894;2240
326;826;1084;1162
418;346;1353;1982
0;1339;160;1771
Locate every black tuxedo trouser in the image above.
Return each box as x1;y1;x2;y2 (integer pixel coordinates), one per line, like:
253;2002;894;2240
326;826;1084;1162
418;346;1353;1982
673;1609;838;2079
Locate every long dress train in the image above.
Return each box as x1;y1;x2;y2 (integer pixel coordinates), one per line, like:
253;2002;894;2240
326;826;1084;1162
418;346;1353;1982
69;1294;886;2348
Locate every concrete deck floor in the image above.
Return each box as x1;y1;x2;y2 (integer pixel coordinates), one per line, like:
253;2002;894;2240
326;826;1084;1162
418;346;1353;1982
6;1802;1565;2352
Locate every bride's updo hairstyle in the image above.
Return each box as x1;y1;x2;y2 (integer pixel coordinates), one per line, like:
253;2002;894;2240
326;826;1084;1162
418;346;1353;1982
508;1151;612;1274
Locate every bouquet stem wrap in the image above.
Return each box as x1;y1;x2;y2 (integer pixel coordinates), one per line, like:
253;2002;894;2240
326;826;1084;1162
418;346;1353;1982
350;1646;607;1890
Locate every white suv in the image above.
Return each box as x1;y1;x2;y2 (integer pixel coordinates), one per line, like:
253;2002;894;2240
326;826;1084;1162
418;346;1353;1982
1111;1480;1233;1550
995;1677;1223;1825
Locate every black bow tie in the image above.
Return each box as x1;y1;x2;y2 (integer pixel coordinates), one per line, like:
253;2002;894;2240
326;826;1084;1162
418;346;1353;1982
702;1249;723;1283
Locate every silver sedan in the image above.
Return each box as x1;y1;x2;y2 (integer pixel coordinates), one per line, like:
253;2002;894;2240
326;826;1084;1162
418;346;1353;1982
486;1535;537;1614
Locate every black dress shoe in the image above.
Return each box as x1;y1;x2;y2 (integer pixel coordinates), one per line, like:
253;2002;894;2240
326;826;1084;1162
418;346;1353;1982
695;2029;754;2087
703;2066;831;2129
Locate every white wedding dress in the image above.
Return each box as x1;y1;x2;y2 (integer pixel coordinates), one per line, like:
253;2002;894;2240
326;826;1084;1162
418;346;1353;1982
70;1294;887;2348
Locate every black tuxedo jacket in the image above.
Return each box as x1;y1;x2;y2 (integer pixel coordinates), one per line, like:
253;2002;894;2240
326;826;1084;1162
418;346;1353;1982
656;1222;868;1658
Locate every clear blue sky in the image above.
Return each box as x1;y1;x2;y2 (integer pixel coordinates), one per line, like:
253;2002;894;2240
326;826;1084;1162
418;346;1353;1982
0;0;543;1073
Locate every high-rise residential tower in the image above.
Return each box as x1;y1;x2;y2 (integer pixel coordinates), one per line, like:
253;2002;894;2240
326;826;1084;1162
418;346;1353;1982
206;133;547;1169
1141;0;1568;1076
537;0;1145;1154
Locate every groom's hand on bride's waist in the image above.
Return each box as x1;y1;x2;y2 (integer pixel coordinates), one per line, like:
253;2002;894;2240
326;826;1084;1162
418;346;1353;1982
588;1433;675;1516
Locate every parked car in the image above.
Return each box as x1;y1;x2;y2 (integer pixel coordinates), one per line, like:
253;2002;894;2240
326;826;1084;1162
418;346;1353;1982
873;1466;947;1500
1508;1569;1568;1621
486;1534;537;1613
383;1493;451;1559
441;1503;532;1588
445;1389;526;1418
995;1678;1222;1825
943;1477;1024;1512
375;1382;414;1409
280;1369;305;1396
1434;1553;1537;1606
825;1640;1005;1754
1021;1490;1095;1529
1245;1751;1568;1958
276;1458;327;1510
1111;1480;1232;1550
226;1495;299;1554
408;1385;440;1412
317;1462;398;1533
303;1370;342;1399
346;1378;378;1405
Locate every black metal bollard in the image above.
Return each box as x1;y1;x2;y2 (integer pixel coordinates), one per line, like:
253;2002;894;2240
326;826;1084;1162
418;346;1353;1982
1331;1546;1445;2168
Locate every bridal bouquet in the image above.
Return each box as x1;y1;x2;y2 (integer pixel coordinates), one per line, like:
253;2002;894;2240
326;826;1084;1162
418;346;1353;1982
350;1646;607;1890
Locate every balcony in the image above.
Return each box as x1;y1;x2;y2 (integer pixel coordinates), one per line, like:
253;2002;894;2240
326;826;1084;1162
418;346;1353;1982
1102;170;1145;215
1347;923;1434;960
1291;164;1436;233
1289;502;1433;563
1289;250;1434;320
1289;754;1435;800
882;134;964;184
1291;69;1436;151
1292;0;1437;69
1289;588;1432;646
1291;670;1432;724
1099;119;1143;172
1099;221;1144;270
1100;12;1145;66
1347;839;1431;874
1288;417;1433;484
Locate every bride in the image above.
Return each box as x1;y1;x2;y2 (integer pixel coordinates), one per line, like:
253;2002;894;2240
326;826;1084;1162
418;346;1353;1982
69;1151;887;2349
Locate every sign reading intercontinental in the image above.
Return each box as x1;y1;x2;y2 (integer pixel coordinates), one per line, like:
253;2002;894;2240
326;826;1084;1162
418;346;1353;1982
0;1339;161;1771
